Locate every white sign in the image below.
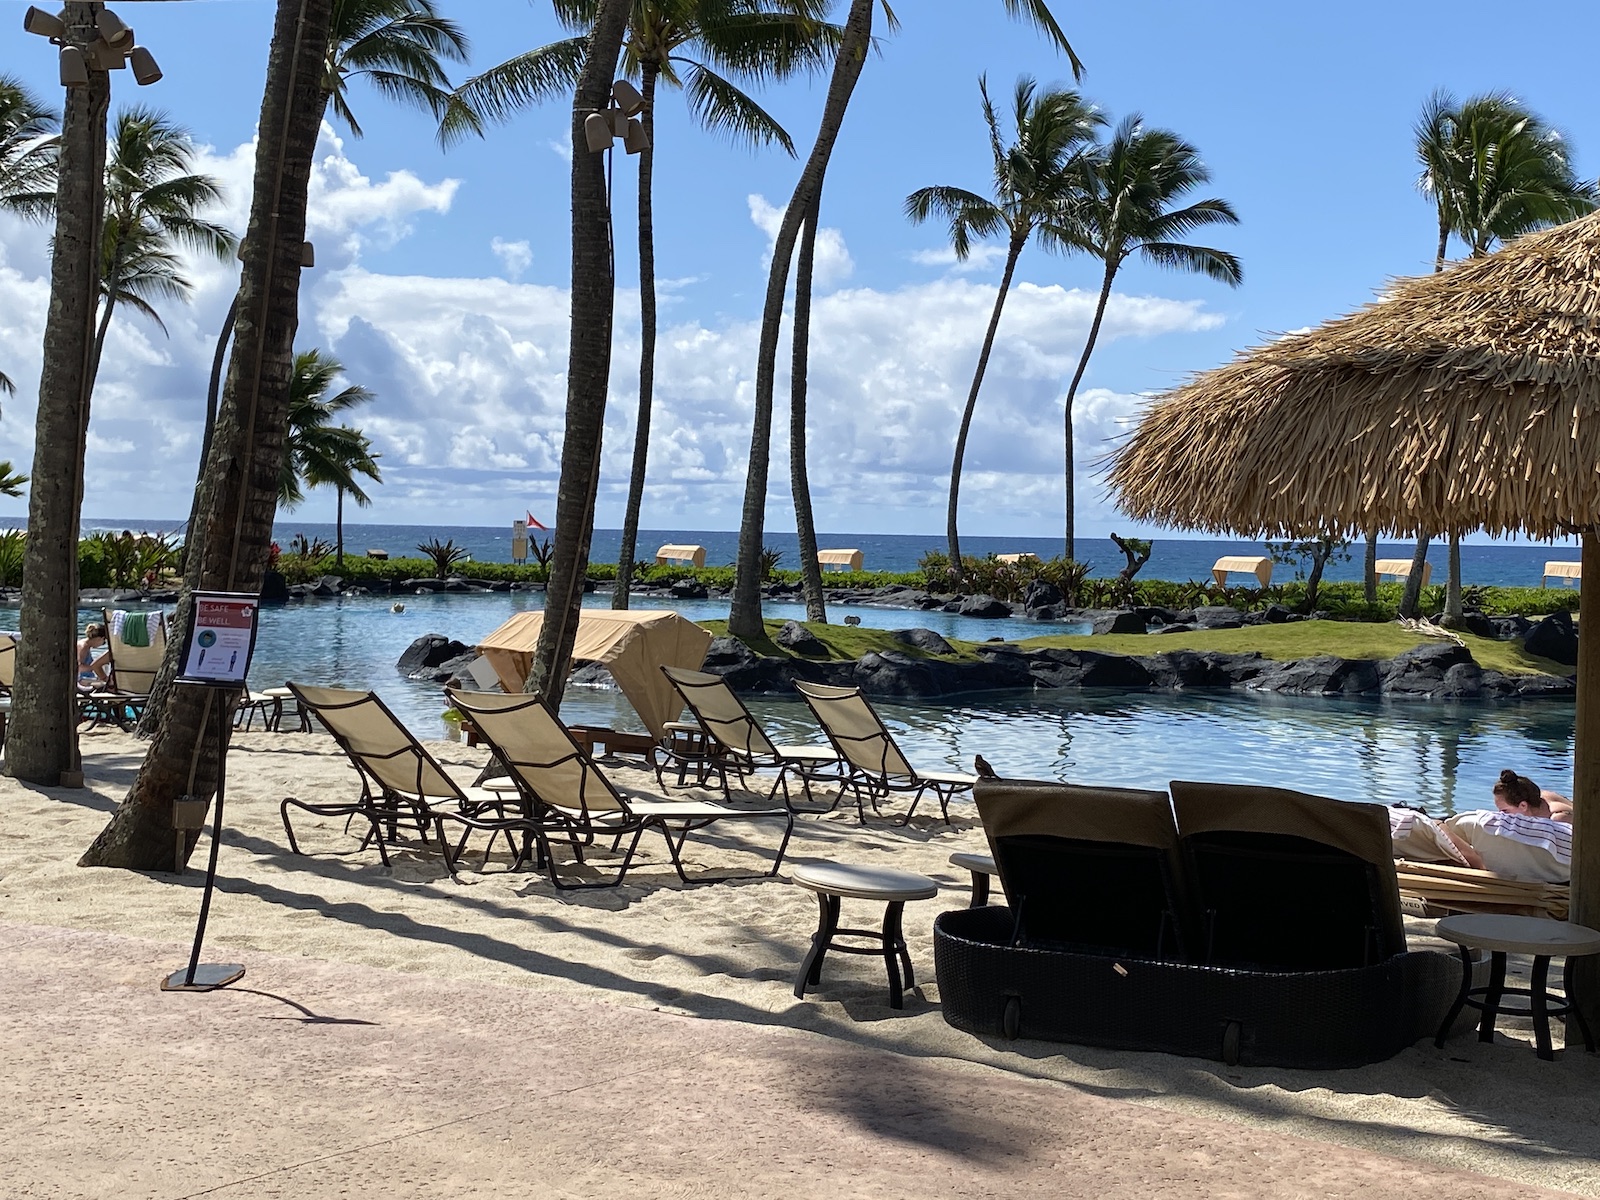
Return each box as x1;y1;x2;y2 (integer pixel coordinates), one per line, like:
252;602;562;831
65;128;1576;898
178;593;259;686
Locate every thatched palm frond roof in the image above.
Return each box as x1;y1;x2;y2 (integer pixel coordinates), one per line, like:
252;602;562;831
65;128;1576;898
1107;210;1600;540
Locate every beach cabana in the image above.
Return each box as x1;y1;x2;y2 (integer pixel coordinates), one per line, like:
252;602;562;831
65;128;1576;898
1544;561;1581;588
1106;209;1600;1025
1374;558;1432;587
474;609;711;740
1210;556;1272;587
818;549;864;572
654;544;706;568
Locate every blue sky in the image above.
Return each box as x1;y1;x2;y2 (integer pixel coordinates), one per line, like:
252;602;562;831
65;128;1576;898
1;0;1597;543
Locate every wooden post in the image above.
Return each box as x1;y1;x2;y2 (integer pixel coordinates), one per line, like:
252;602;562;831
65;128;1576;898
1571;531;1600;1034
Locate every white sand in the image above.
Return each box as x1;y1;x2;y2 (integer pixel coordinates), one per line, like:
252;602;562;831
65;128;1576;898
4;727;1597;1194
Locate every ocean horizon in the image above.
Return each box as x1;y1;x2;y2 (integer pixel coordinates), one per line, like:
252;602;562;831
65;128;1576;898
5;517;1572;591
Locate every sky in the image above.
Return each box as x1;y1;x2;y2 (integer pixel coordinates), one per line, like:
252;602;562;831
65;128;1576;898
2;0;1598;544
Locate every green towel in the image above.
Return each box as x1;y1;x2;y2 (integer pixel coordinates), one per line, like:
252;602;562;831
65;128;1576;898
121;612;149;647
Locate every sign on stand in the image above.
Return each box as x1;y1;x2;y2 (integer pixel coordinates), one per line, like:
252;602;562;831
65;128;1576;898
162;591;260;993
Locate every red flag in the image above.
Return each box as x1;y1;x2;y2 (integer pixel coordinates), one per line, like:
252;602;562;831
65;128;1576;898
527;510;548;531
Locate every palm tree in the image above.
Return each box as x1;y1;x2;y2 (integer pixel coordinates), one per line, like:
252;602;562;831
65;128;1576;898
1056;116;1242;561
93;108;235;385
906;75;1102;575
456;0;837;612
0;463;26;497
84;0;473;868
728;0;1080;641
279;350;382;566
0;76;59;405
1409;91;1598;622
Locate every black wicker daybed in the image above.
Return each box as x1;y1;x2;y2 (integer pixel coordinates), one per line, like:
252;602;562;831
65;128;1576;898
933;780;1461;1069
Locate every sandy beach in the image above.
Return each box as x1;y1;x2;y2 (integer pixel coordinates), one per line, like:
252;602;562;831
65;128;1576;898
3;726;1597;1196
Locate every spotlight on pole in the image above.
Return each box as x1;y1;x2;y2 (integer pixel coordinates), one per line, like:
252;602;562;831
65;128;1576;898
300;241;315;268
129;46;162;86
583;112;613;153
22;6;66;39
58;45;89;88
611;79;645;117
96;8;132;47
623;118;648;156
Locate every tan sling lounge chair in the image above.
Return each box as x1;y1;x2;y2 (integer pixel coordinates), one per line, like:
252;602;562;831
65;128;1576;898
448;688;795;889
0;632;14;695
657;666;840;809
794;681;975;825
281;684;524;875
80;609;169;729
1395;860;1569;920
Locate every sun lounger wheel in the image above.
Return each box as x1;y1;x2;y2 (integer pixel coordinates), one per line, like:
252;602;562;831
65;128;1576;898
1002;995;1022;1041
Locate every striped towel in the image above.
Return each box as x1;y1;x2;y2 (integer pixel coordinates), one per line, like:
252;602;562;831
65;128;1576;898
120;612;149;647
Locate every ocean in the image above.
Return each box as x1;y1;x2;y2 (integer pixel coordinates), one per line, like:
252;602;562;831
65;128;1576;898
58;518;1588;590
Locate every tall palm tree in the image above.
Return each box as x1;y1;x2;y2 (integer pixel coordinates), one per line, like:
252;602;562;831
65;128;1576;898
456;0;837;611
1409;92;1597;622
0;76;59;404
906;75;1102;574
85;0;472;868
0;463;26;497
93;108;235;385
728;0;1080;641
1056;117;1241;561
280;350;382;565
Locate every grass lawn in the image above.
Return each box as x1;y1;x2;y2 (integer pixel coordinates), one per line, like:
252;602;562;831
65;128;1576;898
702;618;1569;677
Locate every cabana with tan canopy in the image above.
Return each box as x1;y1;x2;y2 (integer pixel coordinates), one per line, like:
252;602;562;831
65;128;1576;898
1106;209;1600;1027
817;548;864;572
474;609;711;740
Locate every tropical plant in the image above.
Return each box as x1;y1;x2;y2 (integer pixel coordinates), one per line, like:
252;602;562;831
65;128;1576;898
456;0;838;613
0;528;24;587
906;75;1102;574
416;536;469;578
728;0;1080;641
279;350;381;566
81;530;182;589
287;532;336;559
324;0;474;140
0;462;26;498
0;76;58;403
1057;117;1242;561
1409;91;1597;623
92;108;235;385
1266;534;1350;613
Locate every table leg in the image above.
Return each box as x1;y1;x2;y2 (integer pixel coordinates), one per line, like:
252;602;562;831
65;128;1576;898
1531;955;1554;1061
266;697;283;733
1435;943;1474;1048
1479;951;1508;1044
881;900;907;1009
794;893;839;999
970;870;990;908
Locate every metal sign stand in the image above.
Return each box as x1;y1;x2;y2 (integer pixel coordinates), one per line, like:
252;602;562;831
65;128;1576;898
160;592;260;993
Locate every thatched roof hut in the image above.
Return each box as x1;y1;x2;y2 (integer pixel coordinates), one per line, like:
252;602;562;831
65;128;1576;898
1108;210;1600;540
1106;211;1600;1028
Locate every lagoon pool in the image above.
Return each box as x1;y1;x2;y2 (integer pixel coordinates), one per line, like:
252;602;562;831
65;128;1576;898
59;592;1576;819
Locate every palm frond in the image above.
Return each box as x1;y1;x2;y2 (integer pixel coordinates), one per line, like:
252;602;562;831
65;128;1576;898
1139;240;1243;285
450;39;589;127
679;62;795;154
997;0;1082;77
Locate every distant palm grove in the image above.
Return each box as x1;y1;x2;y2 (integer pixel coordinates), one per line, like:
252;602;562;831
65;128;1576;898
0;1;1594;875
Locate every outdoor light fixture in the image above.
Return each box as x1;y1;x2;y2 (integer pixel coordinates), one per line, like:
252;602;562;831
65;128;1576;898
95;7;131;47
58;44;88;87
300;241;315;268
611;79;645;117
22;6;65;38
585;80;650;156
129;46;161;85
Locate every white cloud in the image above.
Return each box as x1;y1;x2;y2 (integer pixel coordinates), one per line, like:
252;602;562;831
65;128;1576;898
908;243;1009;273
490;237;533;281
0;132;1229;538
547;138;572;163
747;194;854;289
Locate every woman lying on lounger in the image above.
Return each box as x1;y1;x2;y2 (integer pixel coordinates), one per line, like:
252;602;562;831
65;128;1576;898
1389;771;1571;885
1491;769;1572;822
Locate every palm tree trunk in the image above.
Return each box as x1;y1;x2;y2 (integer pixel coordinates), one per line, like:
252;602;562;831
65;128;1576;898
1399;534;1430;618
88;290;118;391
948;234;1024;575
8;3;110;787
1434;214;1450;272
1061;261;1116;562
1444;531;1463;624
528;0;632;707
727;0;874;643
791;192;827;622
335;487;345;567
613;62;660;612
80;0;335;869
1364;529;1377;604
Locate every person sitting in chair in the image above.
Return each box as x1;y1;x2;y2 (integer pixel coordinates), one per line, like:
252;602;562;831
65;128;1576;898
77;622;110;688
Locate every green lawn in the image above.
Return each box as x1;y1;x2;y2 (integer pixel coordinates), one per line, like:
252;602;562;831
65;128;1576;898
702;617;1569;677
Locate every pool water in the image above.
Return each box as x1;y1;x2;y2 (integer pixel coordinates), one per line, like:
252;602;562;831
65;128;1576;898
57;593;1575;819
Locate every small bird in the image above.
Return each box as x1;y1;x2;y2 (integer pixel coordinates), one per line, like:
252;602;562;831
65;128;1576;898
392;602;406;613
843;615;861;626
974;753;999;780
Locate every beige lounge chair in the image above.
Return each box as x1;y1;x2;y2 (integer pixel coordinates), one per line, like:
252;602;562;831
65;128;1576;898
448;688;794;889
794;681;975;825
1395;859;1569;920
0;633;14;694
658;666;840;809
80;610;169;729
281;683;523;875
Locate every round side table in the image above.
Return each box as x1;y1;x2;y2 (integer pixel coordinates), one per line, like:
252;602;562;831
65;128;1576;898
792;861;937;1009
1433;913;1600;1060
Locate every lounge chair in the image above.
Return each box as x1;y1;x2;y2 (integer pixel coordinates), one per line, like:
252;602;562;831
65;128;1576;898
977;778;1188;959
448;688;795;889
80;609;168;729
0;632;14;695
657;666;840;809
1395;859;1569;920
281;683;526;875
934;777;1460;1068
1170;781;1406;971
794;681;975;824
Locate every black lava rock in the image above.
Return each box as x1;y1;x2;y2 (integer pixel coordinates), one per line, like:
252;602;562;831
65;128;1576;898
775;620;828;656
1091;610;1147;635
892;627;956;655
1524;610;1579;666
396;633;472;677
